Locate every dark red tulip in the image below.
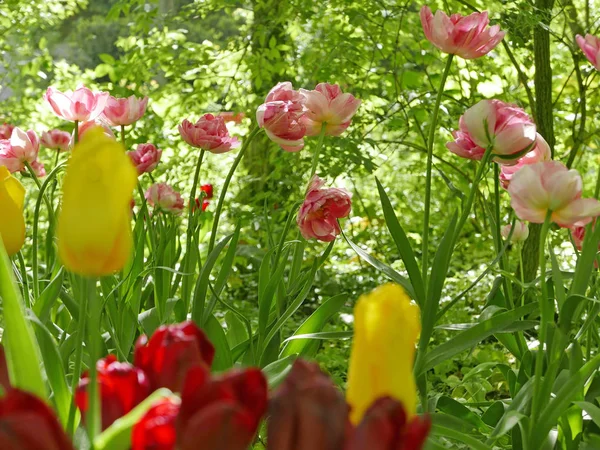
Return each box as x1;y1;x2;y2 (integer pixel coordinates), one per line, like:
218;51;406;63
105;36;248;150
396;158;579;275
134;321;215;393
177;366;268;450
200;184;214;199
345;397;430;450
76;355;151;430
267;360;348;450
192;198;210;213
0;388;74;450
0;345;10;392
131;398;180;450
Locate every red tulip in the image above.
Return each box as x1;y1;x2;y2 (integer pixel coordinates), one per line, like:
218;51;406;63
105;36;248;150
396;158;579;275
177;366;268;450
192;198;210;213
132;397;180;450
200;183;213;199
345;397;430;450
134;321;215;392
267;360;348;450
0;388;74;450
76;355;151;430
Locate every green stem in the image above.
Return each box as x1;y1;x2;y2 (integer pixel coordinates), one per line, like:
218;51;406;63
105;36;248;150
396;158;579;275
67;278;88;437
74;121;79;145
16;252;30;308
207;127;261;254
519;247;525;307
120;125;126;149
309;122;327;181
595;159;600;199
422;54;454;285
85;278;101;442
529;210;553;436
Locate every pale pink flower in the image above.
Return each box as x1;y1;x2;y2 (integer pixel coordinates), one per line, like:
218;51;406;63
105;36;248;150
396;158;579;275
0;123;14;140
128;143;162;175
501;220;529;242
299;83;361;136
576;34;600;71
41;129;71;152
256;82;307;152
500;133;551;189
420;6;505;59
447;99;536;164
102;95;149;126
30;159;46;177
179;114;239;153
508;161;600;227
297;176;352;242
145;183;185;214
0;127;40;173
44;85;109;122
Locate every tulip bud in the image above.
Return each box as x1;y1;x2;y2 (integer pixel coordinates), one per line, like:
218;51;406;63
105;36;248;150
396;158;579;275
131;397;180;450
179;114;239;153
145;183;185;215
300;83;361;136
76;355;151;431
177;366;268;450
0;388;75;449
57;126;137;276
128;143;162;175
200;183;213;199
345;397;430;450
346;284;420;425
0;166;25;257
501;221;529;243
267;360;348;450
134;321;215;393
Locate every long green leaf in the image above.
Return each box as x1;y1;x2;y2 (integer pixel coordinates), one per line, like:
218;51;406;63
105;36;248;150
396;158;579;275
0;238;46;399
204;314;233;371
376;178;426;305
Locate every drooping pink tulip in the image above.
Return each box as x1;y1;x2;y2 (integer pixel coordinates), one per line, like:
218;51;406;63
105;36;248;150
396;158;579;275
576;34;600;71
41;129;71;152
420;6;505;59
145;183;185;214
500;133;551;189
30;160;47;177
0;127;40;173
256;82;307;152
0;123;14;140
508;161;600;227
44;85;109;122
297;176;352;242
102;95;149;126
446;99;536;164
178;114;239;154
128;143;162;175
501;220;529;242
299;83;361;136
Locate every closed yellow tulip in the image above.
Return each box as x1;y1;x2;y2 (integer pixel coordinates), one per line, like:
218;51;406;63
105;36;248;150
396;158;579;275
0;166;25;257
57;127;137;276
346;283;421;424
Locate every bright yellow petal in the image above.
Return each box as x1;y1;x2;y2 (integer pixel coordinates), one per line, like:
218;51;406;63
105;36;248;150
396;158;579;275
346;283;420;424
57;127;137;276
0;166;25;256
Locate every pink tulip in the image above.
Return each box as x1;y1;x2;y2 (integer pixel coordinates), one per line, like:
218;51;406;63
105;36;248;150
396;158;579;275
44;85;109;122
446;99;537;164
299;83;361;136
576;34;600;71
420;6;505;59
128;143;162;175
508;161;600;227
76;120;115;144
179;114;239;153
30;160;47;177
500;133;551;189
572;225;587;250
41;129;71;152
256;82;307;152
0;123;14;140
0;127;40;173
297;176;352;242
145;183;185;214
501;220;529;242
102;95;149;126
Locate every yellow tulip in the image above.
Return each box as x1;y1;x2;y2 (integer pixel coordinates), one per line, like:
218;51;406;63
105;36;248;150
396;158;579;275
0;166;25;257
346;283;421;424
57;127;137;276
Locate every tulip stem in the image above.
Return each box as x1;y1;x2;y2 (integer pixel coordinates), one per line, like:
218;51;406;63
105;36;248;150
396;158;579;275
24;161;55;227
309;122;327;181
529;210;552;442
595;160;600;199
67;277;89;437
86;278;102;442
422;54;454;286
74;121;79;144
207;127;262;255
120;125;126;149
